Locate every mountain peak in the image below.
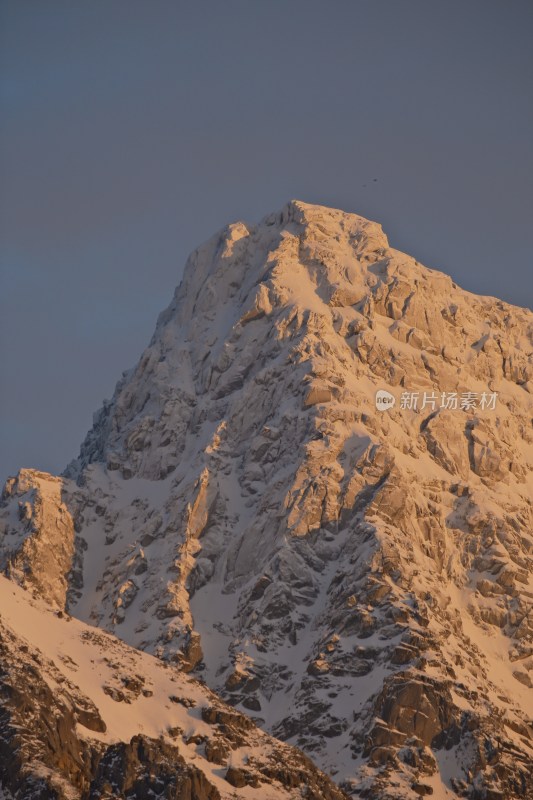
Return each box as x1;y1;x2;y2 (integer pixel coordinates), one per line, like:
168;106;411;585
170;199;391;323
264;198;387;235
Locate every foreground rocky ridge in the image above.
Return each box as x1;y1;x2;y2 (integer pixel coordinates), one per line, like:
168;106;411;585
1;201;532;798
0;575;347;799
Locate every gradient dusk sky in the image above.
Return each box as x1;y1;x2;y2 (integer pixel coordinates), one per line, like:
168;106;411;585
1;0;532;481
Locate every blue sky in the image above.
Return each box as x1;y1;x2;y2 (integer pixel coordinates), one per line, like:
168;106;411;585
1;0;532;480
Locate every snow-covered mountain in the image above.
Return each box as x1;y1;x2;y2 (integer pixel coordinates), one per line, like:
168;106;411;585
1;201;532;798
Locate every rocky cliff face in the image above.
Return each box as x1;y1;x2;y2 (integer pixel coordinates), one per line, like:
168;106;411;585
1;201;532;798
0;470;74;609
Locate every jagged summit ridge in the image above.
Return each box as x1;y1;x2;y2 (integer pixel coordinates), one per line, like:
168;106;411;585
1;201;533;799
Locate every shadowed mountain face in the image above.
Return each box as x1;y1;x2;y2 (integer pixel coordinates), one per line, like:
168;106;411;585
1;201;532;799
